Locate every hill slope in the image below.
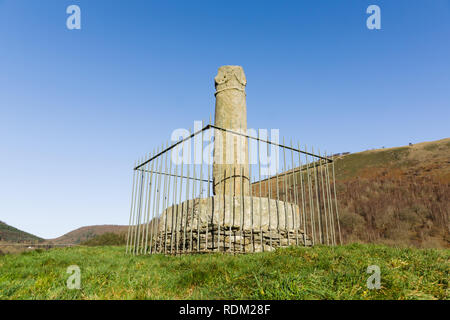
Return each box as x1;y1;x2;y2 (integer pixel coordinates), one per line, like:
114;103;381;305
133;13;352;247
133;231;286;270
0;221;43;243
46;225;128;244
334;138;449;248
253;138;449;248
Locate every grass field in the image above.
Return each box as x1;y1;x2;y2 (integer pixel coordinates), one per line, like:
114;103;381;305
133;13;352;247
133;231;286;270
0;244;448;300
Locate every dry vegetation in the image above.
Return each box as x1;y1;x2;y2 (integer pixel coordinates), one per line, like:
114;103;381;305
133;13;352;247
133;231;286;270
253;138;450;248
335;139;449;248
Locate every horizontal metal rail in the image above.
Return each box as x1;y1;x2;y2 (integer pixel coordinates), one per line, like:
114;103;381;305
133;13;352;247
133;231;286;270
135;124;332;170
136;168;211;183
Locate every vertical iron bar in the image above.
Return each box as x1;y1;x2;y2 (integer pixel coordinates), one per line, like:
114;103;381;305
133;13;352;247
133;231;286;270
163;147;173;254
275;143;280;247
240;166;244;253
297;142;307;246
258;131;263;252
198;121;204;252
207;122;212;252
206;120;214;251
248;136;254;252
133;157;145;255
312;147;323;244
325;151;336;246
267;141;273;250
184;136;191;254
190;132;196;253
138;156;149;254
229;167;233;253
139;154;150;254
319;149;329;245
130;158;142;254
177;141;185;254
220;168;226;252
126;161;137;254
290;140;299;246
144;152;155;254
170;150;178;254
158;142;169;253
282;138;290;246
332;156;342;245
305;145;315;245
141;152;154;253
153;144;165;254
149;147;161;254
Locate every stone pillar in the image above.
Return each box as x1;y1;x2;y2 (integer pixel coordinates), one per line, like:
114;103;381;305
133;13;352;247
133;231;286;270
213;65;249;196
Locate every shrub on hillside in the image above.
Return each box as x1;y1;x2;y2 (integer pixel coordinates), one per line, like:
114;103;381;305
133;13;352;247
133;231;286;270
81;232;126;246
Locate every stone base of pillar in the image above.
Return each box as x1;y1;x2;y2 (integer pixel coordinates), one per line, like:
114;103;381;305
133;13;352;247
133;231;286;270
153;196;312;254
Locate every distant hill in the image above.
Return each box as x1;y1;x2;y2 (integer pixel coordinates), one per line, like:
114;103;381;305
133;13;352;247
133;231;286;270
253;138;450;248
46;225;128;244
0;221;44;243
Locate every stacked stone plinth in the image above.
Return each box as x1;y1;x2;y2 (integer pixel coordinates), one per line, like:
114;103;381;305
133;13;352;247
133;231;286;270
154;197;312;253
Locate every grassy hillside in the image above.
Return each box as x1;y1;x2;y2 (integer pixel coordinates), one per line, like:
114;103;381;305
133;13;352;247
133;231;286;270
0;244;447;300
46;225;128;245
0;221;43;243
334;138;449;248
81;232;127;246
253;138;449;248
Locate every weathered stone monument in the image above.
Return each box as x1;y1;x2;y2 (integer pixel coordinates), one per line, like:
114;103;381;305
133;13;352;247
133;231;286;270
126;66;341;255
213;65;249;196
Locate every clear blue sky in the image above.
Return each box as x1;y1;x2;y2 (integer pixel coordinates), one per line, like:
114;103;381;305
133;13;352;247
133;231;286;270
1;0;449;238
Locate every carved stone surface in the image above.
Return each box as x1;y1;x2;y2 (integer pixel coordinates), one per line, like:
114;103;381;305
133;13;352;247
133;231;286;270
159;196;303;232
153;196;312;253
213;65;249;196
